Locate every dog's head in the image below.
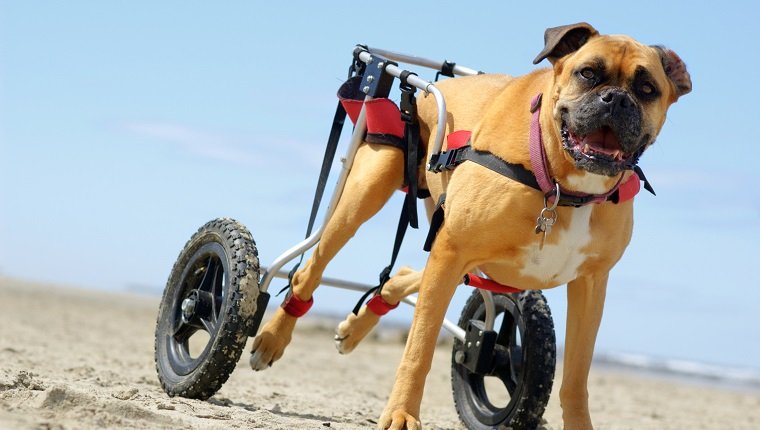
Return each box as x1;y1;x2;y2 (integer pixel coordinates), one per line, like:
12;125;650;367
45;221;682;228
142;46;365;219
534;23;692;176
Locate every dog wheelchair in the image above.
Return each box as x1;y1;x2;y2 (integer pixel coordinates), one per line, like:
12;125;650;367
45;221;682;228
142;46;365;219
154;46;557;430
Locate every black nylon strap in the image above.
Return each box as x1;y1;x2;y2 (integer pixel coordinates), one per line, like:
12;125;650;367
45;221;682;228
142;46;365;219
461;148;541;191
423;193;447;252
400;83;420;229
283;101;347;294
352;196;412;315
432;145;651;207
352;82;421;315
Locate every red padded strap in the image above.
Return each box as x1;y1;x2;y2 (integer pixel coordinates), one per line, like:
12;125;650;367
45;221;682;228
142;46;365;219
339;98;405;139
616;172;641;203
446;130;472;150
366;294;399;316
365;99;405;138
341;98;363;125
463;273;522;294
281;292;313;318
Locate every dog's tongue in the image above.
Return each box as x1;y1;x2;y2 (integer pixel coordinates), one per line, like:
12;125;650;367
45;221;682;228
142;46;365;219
582;128;621;156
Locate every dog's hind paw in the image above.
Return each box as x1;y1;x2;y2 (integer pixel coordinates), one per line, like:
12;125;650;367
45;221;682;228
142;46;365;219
334;310;380;354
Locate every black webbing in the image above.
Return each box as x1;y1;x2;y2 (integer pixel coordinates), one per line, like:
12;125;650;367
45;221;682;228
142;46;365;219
281;101;347;295
351;78;421;315
423;193;447;252
351;202;412;315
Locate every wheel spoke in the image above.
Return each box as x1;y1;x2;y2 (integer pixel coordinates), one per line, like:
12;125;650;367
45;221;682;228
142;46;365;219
493;346;519;393
210;260;224;320
197;257;215;292
496;310;516;347
200;316;216;334
173;319;197;343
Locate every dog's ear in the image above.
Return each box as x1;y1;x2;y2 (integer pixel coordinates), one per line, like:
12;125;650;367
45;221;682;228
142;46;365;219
652;45;692;100
533;22;599;65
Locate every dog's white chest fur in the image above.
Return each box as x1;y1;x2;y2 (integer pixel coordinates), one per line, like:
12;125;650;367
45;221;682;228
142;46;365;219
518;205;593;286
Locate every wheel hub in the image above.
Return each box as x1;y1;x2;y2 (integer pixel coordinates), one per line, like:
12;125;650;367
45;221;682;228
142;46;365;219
181;291;199;323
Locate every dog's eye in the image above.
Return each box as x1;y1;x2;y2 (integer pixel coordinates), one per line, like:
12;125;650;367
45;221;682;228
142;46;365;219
579;67;596;80
636;81;659;99
640;83;655;95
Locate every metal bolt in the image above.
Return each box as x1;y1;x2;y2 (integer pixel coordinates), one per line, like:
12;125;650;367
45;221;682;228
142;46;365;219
362;86;370;94
181;296;196;322
478;330;483;337
466;342;472;348
476;341;481;347
366;76;374;83
454;350;466;364
377;62;384;69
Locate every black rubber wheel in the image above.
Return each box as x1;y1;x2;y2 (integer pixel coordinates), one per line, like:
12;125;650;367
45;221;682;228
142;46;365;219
451;289;556;430
154;218;260;400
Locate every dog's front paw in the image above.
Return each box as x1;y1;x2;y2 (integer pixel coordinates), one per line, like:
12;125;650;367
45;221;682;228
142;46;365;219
377;409;421;430
334;309;380;354
249;310;296;371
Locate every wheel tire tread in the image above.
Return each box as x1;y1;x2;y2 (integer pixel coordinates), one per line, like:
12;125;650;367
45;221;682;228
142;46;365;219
154;218;260;400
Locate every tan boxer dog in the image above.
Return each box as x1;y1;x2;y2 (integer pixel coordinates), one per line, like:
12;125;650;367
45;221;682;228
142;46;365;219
250;23;691;430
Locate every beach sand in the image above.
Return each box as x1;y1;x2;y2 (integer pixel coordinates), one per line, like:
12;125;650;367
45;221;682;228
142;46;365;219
1;277;758;429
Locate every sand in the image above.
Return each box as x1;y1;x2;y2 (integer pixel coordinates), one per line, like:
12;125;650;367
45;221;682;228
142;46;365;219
1;277;758;429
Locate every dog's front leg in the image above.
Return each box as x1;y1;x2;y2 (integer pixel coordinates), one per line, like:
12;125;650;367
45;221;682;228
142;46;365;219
560;273;609;430
378;231;465;430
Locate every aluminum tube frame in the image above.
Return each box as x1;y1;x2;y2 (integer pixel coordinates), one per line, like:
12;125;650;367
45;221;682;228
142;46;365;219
356;50;448;157
266;267;466;342
259;97;372;294
258;47;498;343
366;46;480;77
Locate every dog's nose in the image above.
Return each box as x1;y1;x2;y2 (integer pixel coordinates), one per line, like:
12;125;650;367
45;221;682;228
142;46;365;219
599;88;633;112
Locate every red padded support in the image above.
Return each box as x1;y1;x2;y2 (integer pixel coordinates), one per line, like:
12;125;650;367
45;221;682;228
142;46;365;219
281;292;313;318
366;294;399;316
463;273;522;294
446;130;472;150
616;172;641;203
340;98;405;139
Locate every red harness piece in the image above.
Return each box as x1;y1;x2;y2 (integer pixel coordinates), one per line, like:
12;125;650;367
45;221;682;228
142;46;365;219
463;273;522;294
366;294;399;316
281;292;313;318
340;98;406;139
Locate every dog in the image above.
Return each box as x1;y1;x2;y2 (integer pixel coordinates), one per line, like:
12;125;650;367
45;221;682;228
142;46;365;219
250;22;691;430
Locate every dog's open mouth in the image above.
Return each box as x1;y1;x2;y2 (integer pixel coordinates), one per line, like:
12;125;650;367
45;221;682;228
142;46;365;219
560;122;635;175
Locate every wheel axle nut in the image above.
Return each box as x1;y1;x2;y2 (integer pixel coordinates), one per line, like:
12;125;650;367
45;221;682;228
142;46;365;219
181;294;197;322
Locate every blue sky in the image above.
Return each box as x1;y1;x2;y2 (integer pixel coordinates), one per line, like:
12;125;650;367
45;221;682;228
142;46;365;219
1;1;758;370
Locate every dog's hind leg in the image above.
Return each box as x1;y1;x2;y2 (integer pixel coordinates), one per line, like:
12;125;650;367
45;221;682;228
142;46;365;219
334;266;422;354
250;143;405;370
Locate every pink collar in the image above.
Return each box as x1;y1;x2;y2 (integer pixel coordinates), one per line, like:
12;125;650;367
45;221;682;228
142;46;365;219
528;93;624;206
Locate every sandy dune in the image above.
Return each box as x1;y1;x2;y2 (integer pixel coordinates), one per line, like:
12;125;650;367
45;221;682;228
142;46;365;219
1;277;758;429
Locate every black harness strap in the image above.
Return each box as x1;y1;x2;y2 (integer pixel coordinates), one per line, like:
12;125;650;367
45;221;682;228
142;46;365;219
280;101;347;295
429;143;654;208
423;142;658;251
352;75;422;315
399;71;420;229
352;200;412;315
424;193;447;252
